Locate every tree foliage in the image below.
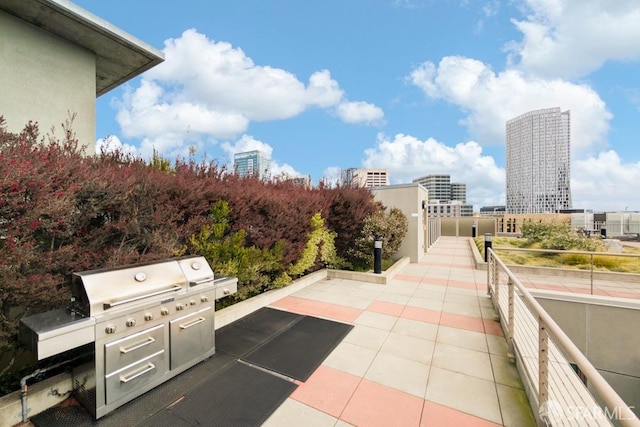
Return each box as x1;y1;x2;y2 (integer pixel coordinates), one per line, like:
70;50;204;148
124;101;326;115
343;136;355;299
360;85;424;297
521;220;601;251
288;212;342;277
189;200;289;300
349;207;409;268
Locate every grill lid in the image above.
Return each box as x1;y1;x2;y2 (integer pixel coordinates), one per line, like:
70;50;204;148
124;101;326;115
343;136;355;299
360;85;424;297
71;256;214;317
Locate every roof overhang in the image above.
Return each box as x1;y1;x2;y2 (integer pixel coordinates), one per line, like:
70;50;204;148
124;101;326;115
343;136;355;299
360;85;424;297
0;0;164;96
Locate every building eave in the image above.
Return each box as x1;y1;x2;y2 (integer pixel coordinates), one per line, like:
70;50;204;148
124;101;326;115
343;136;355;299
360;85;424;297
0;0;164;97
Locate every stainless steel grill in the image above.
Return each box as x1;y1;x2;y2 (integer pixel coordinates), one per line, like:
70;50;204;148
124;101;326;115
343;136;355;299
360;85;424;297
20;256;237;419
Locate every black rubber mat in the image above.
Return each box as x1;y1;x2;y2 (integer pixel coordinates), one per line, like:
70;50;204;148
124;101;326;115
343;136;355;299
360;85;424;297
243;315;353;381
215;307;302;357
30;308;352;426
143;361;297;427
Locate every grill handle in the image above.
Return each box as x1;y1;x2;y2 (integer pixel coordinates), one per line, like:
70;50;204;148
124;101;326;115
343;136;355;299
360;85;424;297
179;317;206;329
120;337;155;354
189;277;214;287
120;362;156;383
103;285;183;310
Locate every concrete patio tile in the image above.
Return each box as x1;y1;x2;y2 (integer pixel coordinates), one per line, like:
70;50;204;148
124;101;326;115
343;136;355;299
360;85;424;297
384;282;420;296
322;341;377;377
495;384;536;427
341;379;424;427
354;311;398;331
290;365;360;419
392;317;439;341
486;333;510;356
490;354;524;389
412;286;447;300
364;352;430;398
310;290;373;309
407;295;444;311
440;312;486;333
431;342;494;381
421;401;502;427
425;367;502;424
443;292;481;304
401;305;441;324
263;398;339;427
375;292;411;305
367;300;405;317
343;324;390;351
319;304;363;323
442;300;483;317
379;331;436;365
435;325;488;353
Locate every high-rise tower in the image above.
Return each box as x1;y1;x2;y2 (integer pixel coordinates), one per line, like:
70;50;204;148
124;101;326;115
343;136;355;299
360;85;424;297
506;107;572;214
234;150;271;181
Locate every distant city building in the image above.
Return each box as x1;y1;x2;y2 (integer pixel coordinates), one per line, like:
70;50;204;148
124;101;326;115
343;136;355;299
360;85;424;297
342;168;389;188
413;174;472;216
450;182;466;203
426;200;473;217
413;174;451;201
506;107;572;214
274;173;312;189
234;150;271;181
479;205;506;215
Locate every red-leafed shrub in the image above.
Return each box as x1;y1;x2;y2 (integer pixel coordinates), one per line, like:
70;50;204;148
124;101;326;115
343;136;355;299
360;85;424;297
0;118;383;392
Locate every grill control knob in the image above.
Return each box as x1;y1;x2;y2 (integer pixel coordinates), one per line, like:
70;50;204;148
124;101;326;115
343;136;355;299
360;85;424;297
144;313;154;321
126;318;136;327
105;325;117;334
176;303;185;311
223;288;231;295
189;300;197;306
160;307;170;316
201;295;209;303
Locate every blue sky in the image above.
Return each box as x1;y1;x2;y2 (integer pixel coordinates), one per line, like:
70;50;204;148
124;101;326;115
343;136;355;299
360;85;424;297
73;0;640;212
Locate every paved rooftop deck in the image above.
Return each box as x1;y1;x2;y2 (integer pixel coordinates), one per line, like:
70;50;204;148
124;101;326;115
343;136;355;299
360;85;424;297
263;236;536;426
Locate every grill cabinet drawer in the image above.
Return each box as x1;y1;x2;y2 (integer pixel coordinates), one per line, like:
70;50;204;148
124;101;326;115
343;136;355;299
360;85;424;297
105;350;165;405
104;324;165;375
170;306;213;370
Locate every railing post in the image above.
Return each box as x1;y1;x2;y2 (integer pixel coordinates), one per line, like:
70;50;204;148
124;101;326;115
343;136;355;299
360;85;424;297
494;259;500;320
590;253;594;295
508;278;515;359
487;250;492;296
539;317;549;413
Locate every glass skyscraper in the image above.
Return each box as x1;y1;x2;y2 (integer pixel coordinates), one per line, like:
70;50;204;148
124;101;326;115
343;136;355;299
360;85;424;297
506;107;572;214
233;150;271;181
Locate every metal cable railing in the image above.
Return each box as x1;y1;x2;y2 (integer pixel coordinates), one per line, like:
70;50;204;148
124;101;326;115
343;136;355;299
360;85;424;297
487;248;640;426
492;247;640;294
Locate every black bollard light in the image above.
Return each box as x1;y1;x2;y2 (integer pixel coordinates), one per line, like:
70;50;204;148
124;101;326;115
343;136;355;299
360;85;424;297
484;233;492;262
472;224;477;238
374;237;382;274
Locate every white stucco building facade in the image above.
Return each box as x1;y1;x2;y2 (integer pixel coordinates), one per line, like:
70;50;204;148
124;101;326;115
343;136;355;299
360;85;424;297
0;0;164;152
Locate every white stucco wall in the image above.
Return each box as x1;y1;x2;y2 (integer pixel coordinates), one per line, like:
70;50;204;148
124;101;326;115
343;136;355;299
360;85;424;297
372;184;429;263
0;10;96;153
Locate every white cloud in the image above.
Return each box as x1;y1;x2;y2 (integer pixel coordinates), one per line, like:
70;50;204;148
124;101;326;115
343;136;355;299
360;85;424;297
95;135;139;157
115;29;382;157
572;151;640;211
320;166;343;187
220;134;273;160
362;133;505;206
335;101;384;125
409;56;611;155
508;0;640;78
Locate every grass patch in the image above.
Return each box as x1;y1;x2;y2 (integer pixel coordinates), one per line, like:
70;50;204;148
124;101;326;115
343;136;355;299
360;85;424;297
477;237;640;273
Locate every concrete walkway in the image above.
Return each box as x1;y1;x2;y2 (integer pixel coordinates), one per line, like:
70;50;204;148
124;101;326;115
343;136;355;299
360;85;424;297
263;236;536;426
